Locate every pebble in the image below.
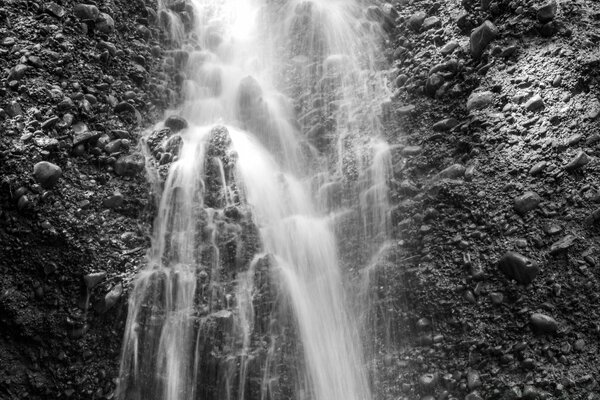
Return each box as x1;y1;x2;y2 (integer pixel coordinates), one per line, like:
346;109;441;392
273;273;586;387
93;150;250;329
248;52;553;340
549;234;576;255
83;271;107;289
467;370;481;390
432;118;459;132
103;192;124;208
530;313;558;335
524;94;545;112
114;154;145;176
397;104;416;116
96;12;115;33
33;161;62;189
564;150;590;171
438;164;466;179
497;251;540;285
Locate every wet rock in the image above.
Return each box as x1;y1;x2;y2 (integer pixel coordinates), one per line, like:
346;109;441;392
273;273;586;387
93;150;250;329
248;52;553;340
402;146;422;156
549;235;576;255
565;150;590;171
114;154;145;177
465;392;483;400
419;373;438;392
530;313;558;335
6;101;23;117
438;164;466;179
425;74;444;96
440;41;459;55
498;251;540;284
470;20;498;58
467;91;494;111
33;161;62;189
95;283;122;313
103;192;124;209
74;3;99;20
538;0;557;23
524;94;545;112
83;272;107;289
433;118;459;132
514;191;541;214
397;104;416;116
165;115;188;132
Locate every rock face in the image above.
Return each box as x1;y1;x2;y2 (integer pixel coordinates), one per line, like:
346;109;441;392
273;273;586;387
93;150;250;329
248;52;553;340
33;161;62;189
498;252;540;284
470;20;498;58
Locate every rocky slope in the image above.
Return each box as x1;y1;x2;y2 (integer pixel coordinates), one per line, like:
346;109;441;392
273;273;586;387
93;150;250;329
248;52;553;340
374;0;600;399
0;0;173;398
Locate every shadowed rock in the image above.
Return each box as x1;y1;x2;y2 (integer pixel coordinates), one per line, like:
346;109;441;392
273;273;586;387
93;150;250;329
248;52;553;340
498;252;540;284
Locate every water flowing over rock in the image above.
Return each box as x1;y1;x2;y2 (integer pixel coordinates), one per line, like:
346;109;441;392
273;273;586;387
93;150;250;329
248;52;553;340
117;1;391;400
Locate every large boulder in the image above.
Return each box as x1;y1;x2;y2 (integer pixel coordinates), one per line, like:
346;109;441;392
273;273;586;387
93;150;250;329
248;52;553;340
33;161;62;189
470;20;498;58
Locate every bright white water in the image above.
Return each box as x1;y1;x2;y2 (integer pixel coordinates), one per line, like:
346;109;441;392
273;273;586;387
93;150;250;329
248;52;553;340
118;1;392;399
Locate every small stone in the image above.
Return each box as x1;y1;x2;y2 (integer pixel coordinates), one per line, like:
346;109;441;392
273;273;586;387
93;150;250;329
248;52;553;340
530;313;558;335
44;2;66;18
467;91;494;111
498;251;540;285
465;392;483;400
537;0;557;23
565;150;590;171
33;161;62;189
397;104;416;116
438;164;466;179
440;41;459;55
422;16;441;31
470;20;498;58
529;161;547;175
402;146;422;156
407;12;426;31
490;292;503;305
419;373;438;391
467;371;481;390
83;272;107;289
514;191;541;214
114;101;136;114
433;118;459;132
524;94;545;112
549;235;576;255
114;154;145;177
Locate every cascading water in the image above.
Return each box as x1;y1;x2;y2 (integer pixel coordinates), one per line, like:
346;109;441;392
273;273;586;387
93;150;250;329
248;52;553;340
117;1;393;400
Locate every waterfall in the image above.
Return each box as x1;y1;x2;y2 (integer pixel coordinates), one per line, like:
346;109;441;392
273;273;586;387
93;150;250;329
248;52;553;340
117;1;392;399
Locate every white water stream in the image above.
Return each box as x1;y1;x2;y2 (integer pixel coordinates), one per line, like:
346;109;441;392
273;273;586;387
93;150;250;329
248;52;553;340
118;1;392;399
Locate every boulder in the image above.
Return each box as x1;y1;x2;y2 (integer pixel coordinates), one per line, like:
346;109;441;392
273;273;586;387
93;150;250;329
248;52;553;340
33;161;62;189
470;20;498;58
498;252;540;284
